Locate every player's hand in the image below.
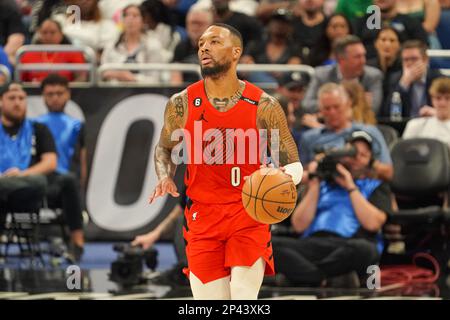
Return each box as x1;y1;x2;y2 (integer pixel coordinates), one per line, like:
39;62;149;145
243;164;285;181
131;231;161;250
148;177;179;204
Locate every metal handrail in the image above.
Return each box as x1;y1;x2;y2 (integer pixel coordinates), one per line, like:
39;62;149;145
237;63;315;77
97;62;315;88
427;50;450;58
0;65;11;83
14;45;97;86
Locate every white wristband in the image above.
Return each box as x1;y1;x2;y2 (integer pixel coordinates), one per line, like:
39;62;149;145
284;162;303;185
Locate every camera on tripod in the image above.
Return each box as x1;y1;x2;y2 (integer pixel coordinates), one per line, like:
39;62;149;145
313;145;356;182
109;243;158;287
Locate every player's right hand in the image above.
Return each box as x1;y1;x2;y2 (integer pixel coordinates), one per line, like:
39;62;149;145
148;177;180;204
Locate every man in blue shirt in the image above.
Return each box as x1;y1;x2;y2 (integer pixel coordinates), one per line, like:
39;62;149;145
273;130;391;286
34;74;86;262
300;82;393;182
0;82;57;231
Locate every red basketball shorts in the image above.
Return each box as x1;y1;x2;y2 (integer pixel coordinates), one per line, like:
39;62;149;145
182;200;275;284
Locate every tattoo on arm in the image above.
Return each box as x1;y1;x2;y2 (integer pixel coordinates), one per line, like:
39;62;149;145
257;93;300;166
155;91;188;180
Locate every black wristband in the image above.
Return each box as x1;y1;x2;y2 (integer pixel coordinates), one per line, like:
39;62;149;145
347;187;358;193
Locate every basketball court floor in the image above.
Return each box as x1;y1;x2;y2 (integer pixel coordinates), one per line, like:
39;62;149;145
0;242;449;300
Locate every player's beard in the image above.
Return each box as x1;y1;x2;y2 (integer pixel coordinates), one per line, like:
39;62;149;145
201;60;232;79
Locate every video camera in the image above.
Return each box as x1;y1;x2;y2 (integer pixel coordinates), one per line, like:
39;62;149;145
109;243;158;287
313;145;357;182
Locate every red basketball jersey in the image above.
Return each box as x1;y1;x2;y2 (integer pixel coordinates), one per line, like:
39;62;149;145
184;80;264;204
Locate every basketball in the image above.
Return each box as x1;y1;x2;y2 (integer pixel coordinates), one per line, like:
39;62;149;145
242;167;298;224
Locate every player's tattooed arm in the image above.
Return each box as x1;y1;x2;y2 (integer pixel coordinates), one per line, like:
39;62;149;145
154;90;188;180
257;93;300;167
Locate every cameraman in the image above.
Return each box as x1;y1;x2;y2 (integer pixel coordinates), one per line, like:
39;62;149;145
272;131;391;286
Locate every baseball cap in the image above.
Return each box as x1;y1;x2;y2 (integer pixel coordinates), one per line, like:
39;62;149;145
349;130;373;150
278;71;310;90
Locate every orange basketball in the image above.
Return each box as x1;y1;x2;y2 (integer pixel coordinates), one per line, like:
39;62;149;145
242;167;297;224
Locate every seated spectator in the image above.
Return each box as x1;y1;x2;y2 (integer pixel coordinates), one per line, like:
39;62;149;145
380;40;443;119
99;0;146;22
307;13;353;67
367;26;402;97
19;19;88;83
34;74;86;261
342;80;377;125
277;71;322;135
300;83;393;181
397;0;441;48
277;71;310;113
0;0;26;65
240;9;301;84
402;77;450;147
0;46;13;85
292;0;327;60
171;6;213;84
303;35;383;115
273;130;390;287
335;0;373;21
0;82;57;232
101;4;166;83
353;0;428;59
210;0;262;47
54;0;119;59
141;0;181;62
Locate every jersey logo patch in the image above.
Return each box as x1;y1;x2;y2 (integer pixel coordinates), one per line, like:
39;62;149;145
197;110;208;122
194;98;202;107
240;96;258;105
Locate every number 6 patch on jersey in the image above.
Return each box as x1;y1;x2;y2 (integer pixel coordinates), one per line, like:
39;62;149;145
194;98;202;107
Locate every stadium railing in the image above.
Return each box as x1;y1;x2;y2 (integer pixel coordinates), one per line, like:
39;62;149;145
428;49;450;76
97;63;315;89
14;45;97;87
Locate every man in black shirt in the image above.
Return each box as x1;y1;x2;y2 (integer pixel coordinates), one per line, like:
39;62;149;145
292;0;327;60
0;82;57;231
211;0;262;46
353;0;428;60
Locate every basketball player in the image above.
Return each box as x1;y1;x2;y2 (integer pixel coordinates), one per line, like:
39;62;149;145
148;24;302;300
